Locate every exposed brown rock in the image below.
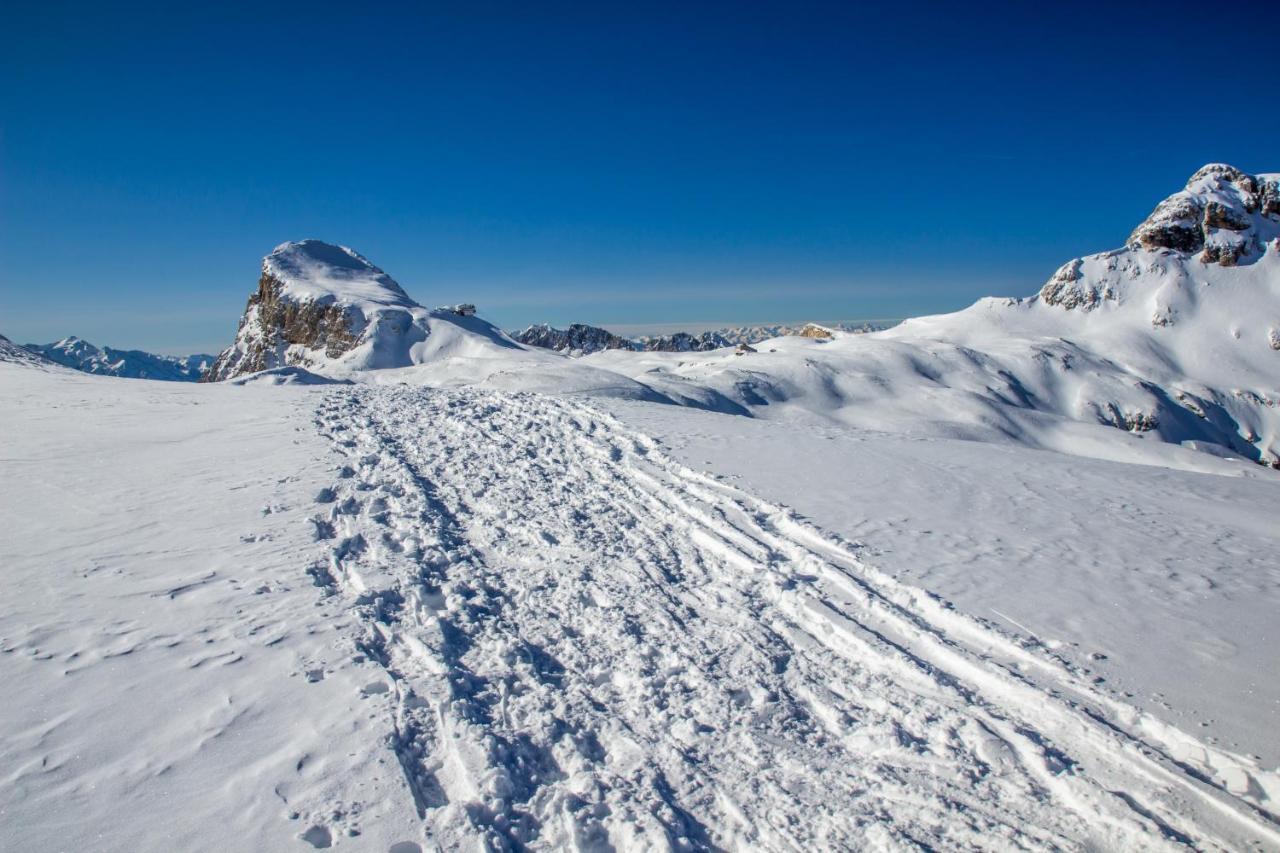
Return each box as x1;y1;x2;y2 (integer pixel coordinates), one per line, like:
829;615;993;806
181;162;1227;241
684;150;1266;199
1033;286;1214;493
1204;200;1250;231
797;323;834;339
201;272;362;382
1128;196;1205;253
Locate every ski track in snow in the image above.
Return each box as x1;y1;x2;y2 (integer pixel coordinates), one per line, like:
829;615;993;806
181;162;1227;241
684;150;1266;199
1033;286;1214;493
301;385;1278;851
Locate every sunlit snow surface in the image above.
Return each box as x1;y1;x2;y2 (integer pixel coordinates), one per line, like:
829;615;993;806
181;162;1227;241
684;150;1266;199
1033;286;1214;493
2;358;1277;851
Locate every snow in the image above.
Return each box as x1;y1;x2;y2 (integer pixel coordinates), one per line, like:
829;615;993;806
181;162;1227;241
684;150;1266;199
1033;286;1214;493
5;165;1280;849
265;240;416;308
604;399;1280;769
3;360;1277;850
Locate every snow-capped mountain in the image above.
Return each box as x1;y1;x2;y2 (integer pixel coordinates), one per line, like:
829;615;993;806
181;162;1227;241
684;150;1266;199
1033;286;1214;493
203;240;524;381
643;321;892;347
509;323;732;355
639;330;732;352
24;336;215;381
511;323;636;355
588;164;1280;469
512;320;892;356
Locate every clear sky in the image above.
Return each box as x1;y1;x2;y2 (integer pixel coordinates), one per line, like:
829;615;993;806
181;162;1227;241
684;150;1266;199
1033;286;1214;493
2;0;1277;353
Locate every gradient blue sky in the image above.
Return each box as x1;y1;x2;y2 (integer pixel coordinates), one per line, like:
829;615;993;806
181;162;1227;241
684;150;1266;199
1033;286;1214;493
2;0;1277;353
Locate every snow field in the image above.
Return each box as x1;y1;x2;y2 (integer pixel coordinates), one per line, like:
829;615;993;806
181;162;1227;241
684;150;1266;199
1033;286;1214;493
300;385;1278;850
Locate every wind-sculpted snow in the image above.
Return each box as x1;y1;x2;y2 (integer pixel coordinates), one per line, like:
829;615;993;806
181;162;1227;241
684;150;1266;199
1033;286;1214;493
301;385;1278;849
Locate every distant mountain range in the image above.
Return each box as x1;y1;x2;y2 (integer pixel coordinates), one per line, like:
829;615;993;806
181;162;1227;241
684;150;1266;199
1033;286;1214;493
511;321;892;356
23;337;215;381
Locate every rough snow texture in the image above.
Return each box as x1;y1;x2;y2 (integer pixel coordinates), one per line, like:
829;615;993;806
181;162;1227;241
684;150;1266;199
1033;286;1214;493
25;336;214;381
292;386;1278;849
203;240;525;381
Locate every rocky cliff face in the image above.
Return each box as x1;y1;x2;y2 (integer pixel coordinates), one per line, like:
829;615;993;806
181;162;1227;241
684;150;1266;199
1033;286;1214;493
1041;164;1280;310
202;269;365;381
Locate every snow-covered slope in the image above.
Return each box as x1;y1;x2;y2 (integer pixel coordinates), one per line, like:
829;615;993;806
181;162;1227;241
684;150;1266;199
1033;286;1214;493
25;336;214;381
203;240;526;381
0;333;60;369
4;333;1279;850
588;164;1280;470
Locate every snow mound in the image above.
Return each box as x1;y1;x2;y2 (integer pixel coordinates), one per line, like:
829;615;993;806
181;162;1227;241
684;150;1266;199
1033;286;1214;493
263;240;415;308
229;366;352;386
204;240;526;381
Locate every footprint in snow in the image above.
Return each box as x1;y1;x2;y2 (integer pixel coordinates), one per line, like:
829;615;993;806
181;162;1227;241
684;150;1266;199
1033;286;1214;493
300;825;332;848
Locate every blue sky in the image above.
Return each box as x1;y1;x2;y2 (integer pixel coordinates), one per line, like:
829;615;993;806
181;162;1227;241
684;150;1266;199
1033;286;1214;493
2;0;1277;353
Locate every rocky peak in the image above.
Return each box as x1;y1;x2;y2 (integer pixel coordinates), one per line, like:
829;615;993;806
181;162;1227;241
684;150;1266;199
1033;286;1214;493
1127;163;1279;265
1041;164;1280;310
202;240;430;382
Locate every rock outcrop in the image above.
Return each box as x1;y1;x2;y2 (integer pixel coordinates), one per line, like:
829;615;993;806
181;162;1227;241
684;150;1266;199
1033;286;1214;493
203;241;412;381
1041;164;1280;309
797;323;834;339
203;240;518;382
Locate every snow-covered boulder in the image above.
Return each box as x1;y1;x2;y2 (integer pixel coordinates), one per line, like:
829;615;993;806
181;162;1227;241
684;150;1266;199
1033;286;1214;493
203;240;523;381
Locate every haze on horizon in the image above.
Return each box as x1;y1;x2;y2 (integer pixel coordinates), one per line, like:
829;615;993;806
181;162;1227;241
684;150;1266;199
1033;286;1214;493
2;0;1277;354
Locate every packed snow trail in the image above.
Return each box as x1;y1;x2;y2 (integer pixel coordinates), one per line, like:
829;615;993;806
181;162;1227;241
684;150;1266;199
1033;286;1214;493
304;386;1277;851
